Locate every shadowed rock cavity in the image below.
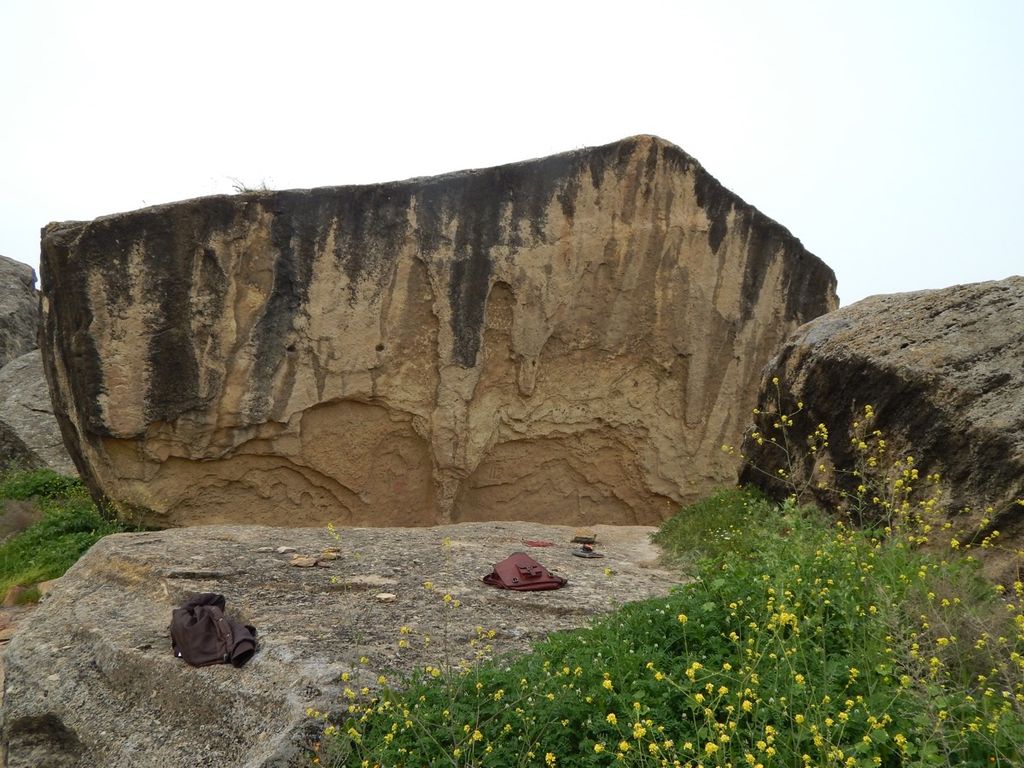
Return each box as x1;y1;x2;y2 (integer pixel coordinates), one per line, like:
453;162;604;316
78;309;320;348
40;135;837;527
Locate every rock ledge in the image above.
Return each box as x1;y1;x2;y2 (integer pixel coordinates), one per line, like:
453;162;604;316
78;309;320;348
1;522;680;768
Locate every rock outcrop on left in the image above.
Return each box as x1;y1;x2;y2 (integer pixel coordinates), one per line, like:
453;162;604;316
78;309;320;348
0;350;78;475
41;135;837;527
0;255;39;370
0;522;679;768
0;256;76;474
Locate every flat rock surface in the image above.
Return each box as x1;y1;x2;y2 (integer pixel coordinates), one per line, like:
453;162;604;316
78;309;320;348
1;521;682;768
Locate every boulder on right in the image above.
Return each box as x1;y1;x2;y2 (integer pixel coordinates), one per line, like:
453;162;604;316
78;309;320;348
740;277;1024;543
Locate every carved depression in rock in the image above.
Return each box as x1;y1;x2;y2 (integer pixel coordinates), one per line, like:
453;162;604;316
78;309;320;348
41;135;837;527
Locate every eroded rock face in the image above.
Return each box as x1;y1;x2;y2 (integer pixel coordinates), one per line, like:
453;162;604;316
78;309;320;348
0;255;39;370
740;277;1024;544
0;350;77;475
41;135;836;527
0;521;680;768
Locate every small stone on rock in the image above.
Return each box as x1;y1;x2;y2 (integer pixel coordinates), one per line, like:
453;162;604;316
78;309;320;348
276;546;297;554
374;593;397;602
289;555;318;568
36;579;59;599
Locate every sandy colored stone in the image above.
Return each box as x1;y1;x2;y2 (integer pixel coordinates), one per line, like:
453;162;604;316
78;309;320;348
740;277;1024;554
40;135;836;528
1;521;683;767
34;579;59;599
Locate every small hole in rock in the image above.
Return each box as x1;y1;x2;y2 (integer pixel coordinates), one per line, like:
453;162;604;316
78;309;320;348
375;343;385;352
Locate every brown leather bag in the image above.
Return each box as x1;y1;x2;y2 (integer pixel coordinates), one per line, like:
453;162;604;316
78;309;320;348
483;552;567;591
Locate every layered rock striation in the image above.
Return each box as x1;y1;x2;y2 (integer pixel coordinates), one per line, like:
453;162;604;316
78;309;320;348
41;135;836;527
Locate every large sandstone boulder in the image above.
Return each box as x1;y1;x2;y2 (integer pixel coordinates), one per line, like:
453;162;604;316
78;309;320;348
0;350;77;475
0;255;38;370
41;135;836;527
0;521;680;767
740;277;1024;542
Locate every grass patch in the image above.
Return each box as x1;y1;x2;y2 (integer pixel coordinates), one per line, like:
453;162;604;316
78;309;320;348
0;468;89;502
315;490;1024;767
0;469;127;596
652;486;766;567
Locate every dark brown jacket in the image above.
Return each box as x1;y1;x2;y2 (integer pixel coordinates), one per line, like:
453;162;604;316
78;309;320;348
170;593;257;667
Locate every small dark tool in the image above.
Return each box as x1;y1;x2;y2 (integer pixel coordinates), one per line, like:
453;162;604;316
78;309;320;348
571;543;605;559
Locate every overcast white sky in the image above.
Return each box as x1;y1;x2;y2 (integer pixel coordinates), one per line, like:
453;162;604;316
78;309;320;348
1;1;1021;306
